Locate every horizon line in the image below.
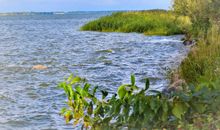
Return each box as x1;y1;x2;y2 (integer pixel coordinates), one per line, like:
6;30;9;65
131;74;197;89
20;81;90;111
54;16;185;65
0;8;169;14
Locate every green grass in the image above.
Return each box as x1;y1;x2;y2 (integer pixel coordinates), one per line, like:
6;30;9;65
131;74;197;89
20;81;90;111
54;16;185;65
81;10;191;36
177;24;220;130
179;24;220;84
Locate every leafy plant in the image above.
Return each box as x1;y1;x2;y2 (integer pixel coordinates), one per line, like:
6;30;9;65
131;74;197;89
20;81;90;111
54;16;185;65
58;74;220;129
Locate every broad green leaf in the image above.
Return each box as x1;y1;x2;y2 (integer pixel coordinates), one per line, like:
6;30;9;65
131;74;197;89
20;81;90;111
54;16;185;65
172;102;188;119
114;101;122;115
58;82;66;89
83;83;90;92
75;86;83;95
162;111;168;121
124;92;130;101
60;82;68;95
73;93;79;101
162;101;168;112
161;101;168;121
81;89;88;97
67;85;74;99
60;107;67;115
117;85;126;99
70;76;81;84
192;103;207;113
131;85;138;90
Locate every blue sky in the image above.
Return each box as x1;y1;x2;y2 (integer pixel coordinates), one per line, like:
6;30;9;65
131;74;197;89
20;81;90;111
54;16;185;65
0;0;172;12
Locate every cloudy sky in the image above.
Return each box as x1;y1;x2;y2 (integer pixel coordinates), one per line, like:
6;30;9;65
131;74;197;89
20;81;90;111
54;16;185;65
0;0;172;12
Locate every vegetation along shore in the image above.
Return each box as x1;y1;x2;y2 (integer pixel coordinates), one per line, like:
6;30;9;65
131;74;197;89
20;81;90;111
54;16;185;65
59;0;220;129
81;10;191;36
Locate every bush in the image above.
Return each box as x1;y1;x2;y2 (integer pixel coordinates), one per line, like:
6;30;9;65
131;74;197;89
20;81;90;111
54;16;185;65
180;25;220;84
59;74;220;129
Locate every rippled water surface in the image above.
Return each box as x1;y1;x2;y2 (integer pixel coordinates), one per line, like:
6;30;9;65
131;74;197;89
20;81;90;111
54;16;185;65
0;12;189;129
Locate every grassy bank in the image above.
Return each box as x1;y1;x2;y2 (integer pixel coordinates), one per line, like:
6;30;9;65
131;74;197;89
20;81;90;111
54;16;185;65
175;24;220;129
173;0;220;85
173;0;220;128
81;10;191;35
180;25;220;84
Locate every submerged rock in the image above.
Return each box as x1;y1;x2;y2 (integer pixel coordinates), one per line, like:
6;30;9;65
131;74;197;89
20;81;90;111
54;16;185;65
32;65;48;70
166;73;187;93
169;79;186;91
183;40;195;46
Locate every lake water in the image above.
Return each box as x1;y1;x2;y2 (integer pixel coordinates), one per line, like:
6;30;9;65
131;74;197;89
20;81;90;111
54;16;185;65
0;12;189;129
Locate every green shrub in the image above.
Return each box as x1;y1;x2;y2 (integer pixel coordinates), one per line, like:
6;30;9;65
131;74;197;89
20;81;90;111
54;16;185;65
59;74;220;129
173;1;220;127
180;25;220;84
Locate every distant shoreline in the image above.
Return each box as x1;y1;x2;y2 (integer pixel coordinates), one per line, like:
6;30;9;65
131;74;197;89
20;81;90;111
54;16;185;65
0;9;168;16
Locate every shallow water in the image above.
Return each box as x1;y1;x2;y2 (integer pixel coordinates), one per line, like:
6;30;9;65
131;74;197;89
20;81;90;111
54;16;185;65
0;12;189;129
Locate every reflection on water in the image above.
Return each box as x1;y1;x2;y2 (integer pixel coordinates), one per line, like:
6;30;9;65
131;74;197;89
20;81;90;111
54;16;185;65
0;12;189;129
